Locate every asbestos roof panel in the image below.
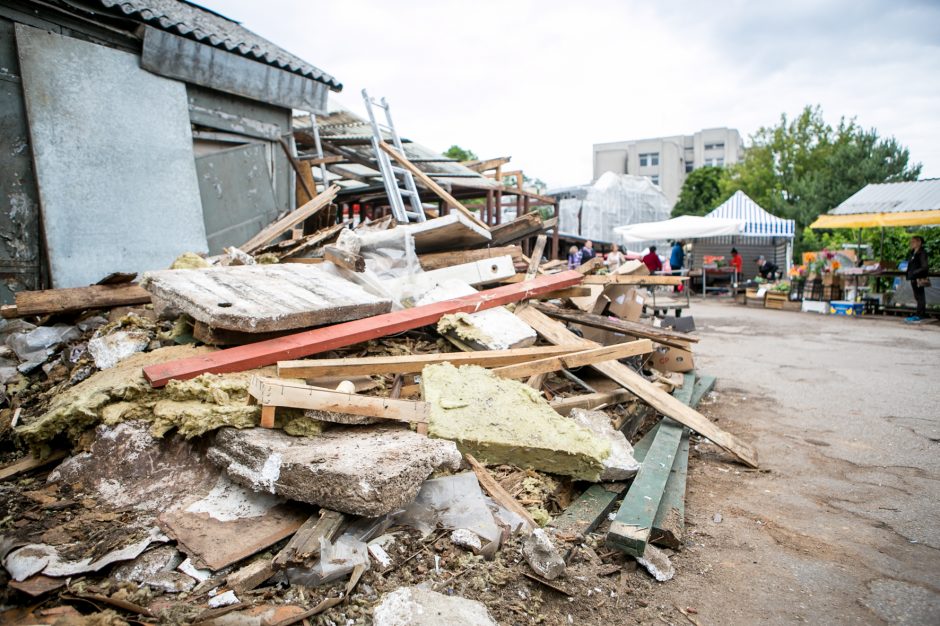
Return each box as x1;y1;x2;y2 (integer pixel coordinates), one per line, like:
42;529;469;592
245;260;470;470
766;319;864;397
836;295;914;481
95;0;342;90
830;179;940;215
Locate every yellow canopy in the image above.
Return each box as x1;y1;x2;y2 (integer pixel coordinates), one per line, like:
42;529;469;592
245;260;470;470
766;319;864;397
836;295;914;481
809;209;940;229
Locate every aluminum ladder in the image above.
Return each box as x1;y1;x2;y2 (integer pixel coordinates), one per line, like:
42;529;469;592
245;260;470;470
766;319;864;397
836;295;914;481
362;89;426;222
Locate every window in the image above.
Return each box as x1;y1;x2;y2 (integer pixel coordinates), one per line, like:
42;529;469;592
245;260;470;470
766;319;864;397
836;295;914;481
704;157;726;167
685;161;694;173
639;152;659;167
704;142;725;151
650;175;660;185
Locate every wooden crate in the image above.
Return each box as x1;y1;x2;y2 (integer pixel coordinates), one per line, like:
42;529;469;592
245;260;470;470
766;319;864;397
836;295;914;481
764;291;787;310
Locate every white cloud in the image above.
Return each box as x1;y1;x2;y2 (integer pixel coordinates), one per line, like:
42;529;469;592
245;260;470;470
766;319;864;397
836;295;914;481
210;0;940;186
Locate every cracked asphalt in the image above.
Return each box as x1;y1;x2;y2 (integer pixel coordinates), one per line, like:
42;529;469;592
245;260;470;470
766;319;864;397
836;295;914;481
641;300;940;625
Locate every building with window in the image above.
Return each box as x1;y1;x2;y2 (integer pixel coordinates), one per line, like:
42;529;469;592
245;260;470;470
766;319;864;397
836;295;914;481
592;128;744;207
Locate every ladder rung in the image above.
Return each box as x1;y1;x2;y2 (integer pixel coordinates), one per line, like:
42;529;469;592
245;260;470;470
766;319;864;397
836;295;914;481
399;189;420;197
390;166;407;174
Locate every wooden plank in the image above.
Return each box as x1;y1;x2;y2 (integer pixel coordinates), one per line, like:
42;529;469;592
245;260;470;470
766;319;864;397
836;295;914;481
532;303;698;347
690;374;717;409
300;155;344;166
406;213;492;253
272;510;344;570
278;137;317;202
277;345;582;379
8;284;150;318
323;245;365;272
515;306;758;468
489;212;544;246
549;483;625;539
576;257;603;275
462;156;511;172
525;235;548;279
0;451;67;481
549;389;635;415
651;426;689;550
532;286;593;300
465;454;537;529
606;417;684;557
144;271;583;387
582;275;688;286
418;246;523;271
241;184;340;254
378;141;489;231
491;340;653;380
254;220;349;259
249;376;429;424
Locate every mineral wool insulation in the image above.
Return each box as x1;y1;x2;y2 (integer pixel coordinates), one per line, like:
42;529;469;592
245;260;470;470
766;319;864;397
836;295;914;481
557;172;671;245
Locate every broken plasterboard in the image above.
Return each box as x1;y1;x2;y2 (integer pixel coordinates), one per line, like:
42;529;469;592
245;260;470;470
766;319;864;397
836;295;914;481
404;213;492;253
142;263;392;333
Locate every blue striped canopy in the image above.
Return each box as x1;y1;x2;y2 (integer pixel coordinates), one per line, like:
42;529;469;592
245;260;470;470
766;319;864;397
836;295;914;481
706;191;795;238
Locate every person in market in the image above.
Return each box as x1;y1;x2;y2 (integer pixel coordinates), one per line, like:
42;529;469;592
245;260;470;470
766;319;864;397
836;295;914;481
670;240;685;272
642;246;663;273
905;235;929;322
730;247;744;277
580;240;596;265
755;255;779;280
605;243;624;272
567;245;582;270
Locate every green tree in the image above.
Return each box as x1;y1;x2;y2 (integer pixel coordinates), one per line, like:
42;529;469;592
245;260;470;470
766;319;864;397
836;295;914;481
444;145;478;162
672;166;728;217
721;106;921;256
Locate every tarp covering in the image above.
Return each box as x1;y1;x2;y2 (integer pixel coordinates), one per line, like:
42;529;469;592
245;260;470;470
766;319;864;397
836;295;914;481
705;191;795;238
614;215;745;243
810;209;940;229
554;173;672;243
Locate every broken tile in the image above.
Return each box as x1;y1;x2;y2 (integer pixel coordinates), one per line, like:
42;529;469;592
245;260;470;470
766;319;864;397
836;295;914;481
207;425;461;517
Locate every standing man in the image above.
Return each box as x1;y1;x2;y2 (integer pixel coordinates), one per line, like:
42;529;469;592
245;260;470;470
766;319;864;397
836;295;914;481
580;240;596;266
730;248;744;276
906;235;929;322
642;246;663;273
670;241;685;273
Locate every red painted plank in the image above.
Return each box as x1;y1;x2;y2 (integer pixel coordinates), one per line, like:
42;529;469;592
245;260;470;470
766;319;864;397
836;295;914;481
144;271;583;387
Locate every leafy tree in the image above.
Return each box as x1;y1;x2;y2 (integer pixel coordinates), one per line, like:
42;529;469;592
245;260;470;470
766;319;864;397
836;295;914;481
672;166;728;217
444;145;478;162
721;105;921;255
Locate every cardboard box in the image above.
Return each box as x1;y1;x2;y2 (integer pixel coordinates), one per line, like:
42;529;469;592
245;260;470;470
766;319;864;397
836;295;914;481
604;285;646;321
651;345;694;373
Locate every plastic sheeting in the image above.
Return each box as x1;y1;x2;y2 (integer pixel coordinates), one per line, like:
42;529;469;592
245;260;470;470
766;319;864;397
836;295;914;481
614;215;745;244
556;173;672;244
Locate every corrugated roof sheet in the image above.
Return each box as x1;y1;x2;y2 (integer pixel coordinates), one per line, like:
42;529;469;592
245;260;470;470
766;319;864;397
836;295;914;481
93;0;342;90
830;179;940;215
706;190;795;238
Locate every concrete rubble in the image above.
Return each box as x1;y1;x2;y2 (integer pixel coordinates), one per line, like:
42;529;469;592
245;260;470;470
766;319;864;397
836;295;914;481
373;586;498;626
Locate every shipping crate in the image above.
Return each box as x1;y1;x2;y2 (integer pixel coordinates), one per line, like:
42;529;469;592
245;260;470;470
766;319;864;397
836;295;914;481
764;292;787;310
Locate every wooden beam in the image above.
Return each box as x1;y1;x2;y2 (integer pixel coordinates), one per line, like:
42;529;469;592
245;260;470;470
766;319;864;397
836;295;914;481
532;303;698;348
0;451;67;481
491;340;653;380
576;257;603;275
418;246;523;271
462;156;511;172
606;417;684;557
277;345;583;379
143;271;584;386
690;374;717;409
531;286;593;300
515;306;758;468
378;141;489;231
465;454;537;529
525;235;547;280
300;155;345;166
549;483;625;540
241;185;340;254
273;510;344;570
323;245;365;272
7;284;150;318
549;389;635;415
581;275;688;286
249;376;429;424
278;137;317;201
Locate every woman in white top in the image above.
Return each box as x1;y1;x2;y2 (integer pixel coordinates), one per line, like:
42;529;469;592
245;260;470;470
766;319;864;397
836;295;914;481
605;243;624;272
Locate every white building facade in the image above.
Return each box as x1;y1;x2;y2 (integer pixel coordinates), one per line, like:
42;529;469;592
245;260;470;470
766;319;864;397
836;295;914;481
593;128;744;207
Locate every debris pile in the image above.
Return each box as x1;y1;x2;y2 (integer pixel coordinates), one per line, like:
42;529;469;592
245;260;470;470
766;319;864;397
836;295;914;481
0;169;754;626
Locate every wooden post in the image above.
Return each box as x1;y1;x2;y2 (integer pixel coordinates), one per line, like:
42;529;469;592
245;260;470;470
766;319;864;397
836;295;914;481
261;405;276;429
485;190;494;226
551;200;560;260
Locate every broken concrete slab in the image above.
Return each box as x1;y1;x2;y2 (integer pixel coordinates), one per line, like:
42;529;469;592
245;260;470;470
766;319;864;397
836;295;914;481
373;586;498;626
568;409;640;481
141;263;392;333
158;474;309;571
522;529;566;580
87;329;151;369
420;363;611;480
417;280;536;351
636;544;675;582
207;425;462;517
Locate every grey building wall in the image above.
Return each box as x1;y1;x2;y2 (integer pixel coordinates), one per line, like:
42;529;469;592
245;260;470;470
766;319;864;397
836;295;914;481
593;127;744;207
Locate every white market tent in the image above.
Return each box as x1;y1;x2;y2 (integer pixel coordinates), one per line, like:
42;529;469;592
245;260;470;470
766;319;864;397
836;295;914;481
705;191;795;238
613;215;745;243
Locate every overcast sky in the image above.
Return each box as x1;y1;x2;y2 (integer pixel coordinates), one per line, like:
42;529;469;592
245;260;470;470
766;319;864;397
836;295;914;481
211;0;940;188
